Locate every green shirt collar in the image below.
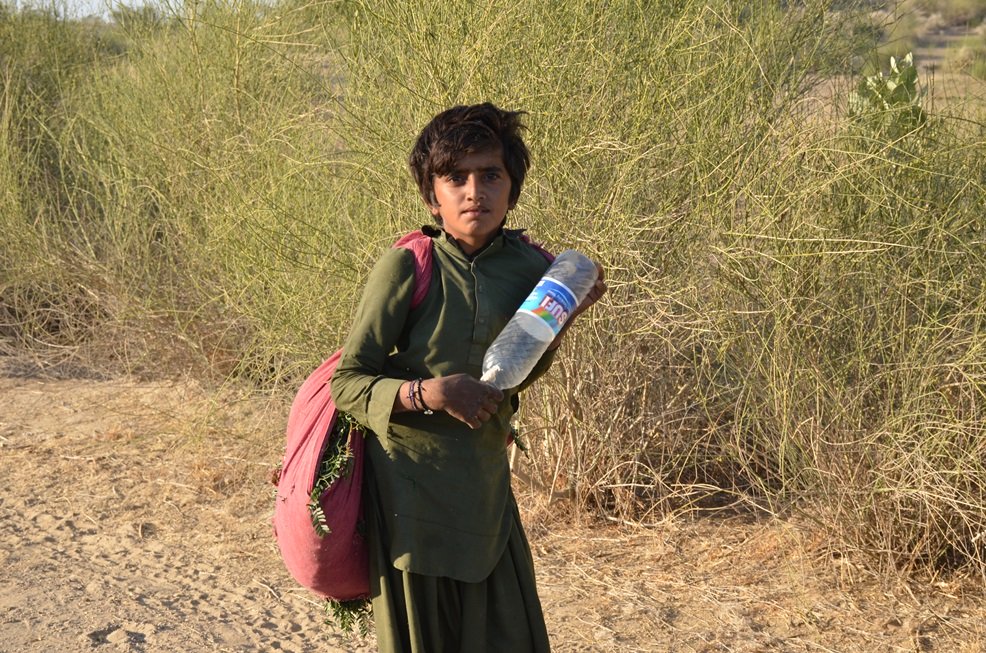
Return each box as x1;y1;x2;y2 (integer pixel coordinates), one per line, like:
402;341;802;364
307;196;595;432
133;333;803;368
426;224;532;263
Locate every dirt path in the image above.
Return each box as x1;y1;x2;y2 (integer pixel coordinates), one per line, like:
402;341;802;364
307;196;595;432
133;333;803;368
0;361;351;652
1;355;984;652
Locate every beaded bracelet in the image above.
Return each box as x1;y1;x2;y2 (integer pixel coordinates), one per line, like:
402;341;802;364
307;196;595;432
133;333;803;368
407;379;419;411
415;378;434;415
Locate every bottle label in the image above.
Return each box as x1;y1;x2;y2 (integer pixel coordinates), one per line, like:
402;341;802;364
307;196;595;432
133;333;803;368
518;278;578;337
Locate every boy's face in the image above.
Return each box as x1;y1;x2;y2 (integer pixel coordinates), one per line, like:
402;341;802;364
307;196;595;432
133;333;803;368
429;148;512;255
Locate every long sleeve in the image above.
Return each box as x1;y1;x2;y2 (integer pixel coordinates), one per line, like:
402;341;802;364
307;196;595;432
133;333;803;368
331;248;416;437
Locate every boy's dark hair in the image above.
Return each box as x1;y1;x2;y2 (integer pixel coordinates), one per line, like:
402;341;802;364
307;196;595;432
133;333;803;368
409;103;530;221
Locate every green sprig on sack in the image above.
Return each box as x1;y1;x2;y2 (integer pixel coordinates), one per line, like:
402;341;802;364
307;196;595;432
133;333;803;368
309;412;373;637
309;412;359;536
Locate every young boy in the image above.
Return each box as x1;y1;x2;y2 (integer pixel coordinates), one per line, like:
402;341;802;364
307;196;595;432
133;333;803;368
331;103;605;653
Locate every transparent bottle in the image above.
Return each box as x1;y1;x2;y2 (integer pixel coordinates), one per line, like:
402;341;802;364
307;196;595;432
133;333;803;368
481;250;598;390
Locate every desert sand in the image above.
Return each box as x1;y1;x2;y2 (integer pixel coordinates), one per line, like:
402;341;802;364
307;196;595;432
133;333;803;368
2;354;984;653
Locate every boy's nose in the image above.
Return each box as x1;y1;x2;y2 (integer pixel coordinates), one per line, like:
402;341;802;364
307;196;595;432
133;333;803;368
465;174;485;199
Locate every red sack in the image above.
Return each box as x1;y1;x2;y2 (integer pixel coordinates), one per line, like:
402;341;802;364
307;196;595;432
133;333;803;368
273;351;367;599
272;230;432;601
272;229;551;601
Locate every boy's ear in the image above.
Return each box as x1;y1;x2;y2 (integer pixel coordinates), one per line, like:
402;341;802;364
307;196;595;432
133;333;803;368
423;196;444;224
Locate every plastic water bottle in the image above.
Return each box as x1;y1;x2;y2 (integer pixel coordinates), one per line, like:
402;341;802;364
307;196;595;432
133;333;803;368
481;250;598;390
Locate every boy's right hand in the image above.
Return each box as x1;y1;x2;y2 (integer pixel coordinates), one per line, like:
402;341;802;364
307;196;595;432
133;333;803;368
421;374;503;430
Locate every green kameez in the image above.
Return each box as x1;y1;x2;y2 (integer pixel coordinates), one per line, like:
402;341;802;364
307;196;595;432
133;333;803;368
365;455;550;653
331;228;554;652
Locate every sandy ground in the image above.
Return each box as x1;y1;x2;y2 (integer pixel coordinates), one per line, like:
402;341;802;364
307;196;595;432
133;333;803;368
2;353;985;653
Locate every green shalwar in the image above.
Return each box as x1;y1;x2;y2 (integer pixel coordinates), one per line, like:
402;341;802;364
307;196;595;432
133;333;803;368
331;227;554;653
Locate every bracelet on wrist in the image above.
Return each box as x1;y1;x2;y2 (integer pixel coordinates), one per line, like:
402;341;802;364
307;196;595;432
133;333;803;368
407;380;419;411
416;378;434;415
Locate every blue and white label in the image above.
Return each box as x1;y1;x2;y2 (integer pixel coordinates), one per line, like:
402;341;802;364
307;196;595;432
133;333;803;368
518;278;578;337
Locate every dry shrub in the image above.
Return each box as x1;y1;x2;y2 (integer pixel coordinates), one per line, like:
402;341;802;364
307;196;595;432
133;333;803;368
3;0;986;580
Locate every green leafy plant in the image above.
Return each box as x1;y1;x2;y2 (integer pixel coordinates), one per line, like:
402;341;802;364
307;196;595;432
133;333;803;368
309;413;359;537
323;597;372;638
308;414;371;637
848;52;926;138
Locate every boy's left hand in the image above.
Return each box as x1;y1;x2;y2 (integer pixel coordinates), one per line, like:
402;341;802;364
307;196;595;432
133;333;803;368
574;262;607;318
548;261;607;351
